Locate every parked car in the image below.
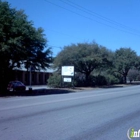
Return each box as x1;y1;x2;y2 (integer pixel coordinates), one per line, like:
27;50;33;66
7;81;26;91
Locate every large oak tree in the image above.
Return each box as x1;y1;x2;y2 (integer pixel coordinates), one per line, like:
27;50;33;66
0;1;52;94
54;42;113;85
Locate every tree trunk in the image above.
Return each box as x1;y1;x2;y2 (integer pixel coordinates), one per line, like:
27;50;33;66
123;74;127;84
85;72;90;86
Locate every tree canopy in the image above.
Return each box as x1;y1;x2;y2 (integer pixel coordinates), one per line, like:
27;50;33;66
54;42;113;84
113;48;138;83
53;43;140;87
0;1;52;93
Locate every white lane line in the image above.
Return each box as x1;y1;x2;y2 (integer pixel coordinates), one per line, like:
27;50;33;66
0;91;126;111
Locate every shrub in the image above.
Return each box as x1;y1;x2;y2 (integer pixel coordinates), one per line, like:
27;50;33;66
47;73;61;88
95;75;107;86
47;73;75;88
105;75;120;85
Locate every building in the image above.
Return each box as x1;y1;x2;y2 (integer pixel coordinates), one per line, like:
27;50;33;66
13;64;55;85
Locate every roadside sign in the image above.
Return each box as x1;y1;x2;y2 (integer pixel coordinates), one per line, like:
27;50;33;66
61;66;74;76
63;77;72;82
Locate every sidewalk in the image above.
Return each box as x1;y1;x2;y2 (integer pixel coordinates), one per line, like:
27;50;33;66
26;85;50;90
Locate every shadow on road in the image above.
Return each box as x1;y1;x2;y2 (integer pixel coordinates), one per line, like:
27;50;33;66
101;85;124;88
101;82;140;89
2;82;140;97
4;88;75;97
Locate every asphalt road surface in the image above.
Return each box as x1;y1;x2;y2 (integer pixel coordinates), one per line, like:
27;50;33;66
0;85;140;140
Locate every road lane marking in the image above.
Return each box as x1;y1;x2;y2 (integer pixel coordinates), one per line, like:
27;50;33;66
0;91;134;111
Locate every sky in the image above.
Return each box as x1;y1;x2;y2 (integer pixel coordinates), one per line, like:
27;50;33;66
6;0;140;56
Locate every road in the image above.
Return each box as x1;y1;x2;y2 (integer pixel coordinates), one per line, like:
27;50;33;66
0;85;140;140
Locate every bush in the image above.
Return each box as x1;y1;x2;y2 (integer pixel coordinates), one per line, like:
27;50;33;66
47;72;121;88
47;73;75;88
74;74;86;87
105;75;120;85
74;74;96;87
95;75;107;86
47;73;61;88
74;74;119;87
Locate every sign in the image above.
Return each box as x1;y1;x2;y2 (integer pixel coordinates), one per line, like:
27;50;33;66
63;78;72;82
61;66;74;76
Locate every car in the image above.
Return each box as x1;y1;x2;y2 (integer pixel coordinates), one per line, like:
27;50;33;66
7;81;26;91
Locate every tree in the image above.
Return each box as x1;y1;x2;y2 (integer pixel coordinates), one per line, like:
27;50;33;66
127;69;140;83
0;1;52;94
54;42;112;86
113;48;138;84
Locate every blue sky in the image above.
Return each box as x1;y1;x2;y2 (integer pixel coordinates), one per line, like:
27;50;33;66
6;0;140;56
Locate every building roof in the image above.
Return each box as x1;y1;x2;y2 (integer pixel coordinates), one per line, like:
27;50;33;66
13;63;56;73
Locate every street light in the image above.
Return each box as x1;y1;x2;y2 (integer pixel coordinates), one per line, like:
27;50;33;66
28;57;34;92
29;64;32;91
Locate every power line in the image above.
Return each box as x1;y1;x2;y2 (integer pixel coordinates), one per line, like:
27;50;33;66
44;0;140;36
44;0;93;21
61;0;140;34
